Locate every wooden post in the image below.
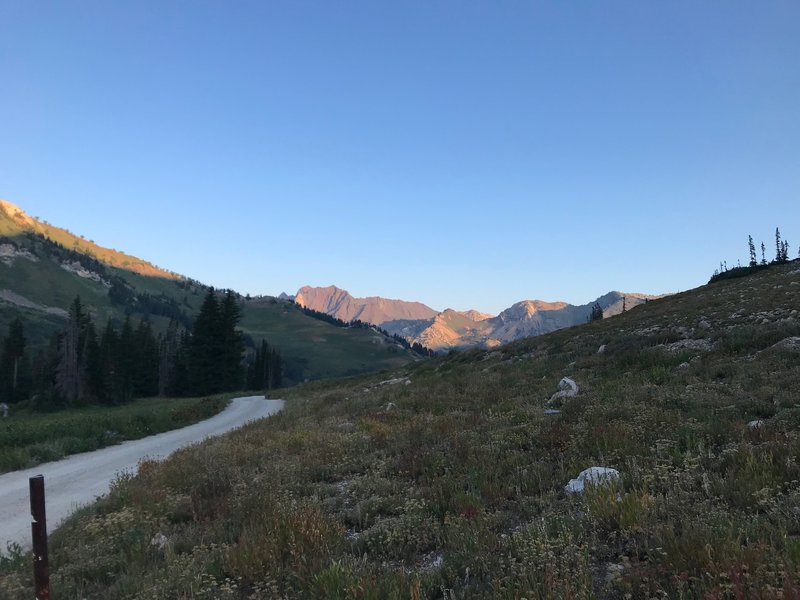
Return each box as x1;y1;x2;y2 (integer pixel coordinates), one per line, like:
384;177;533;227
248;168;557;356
29;475;50;600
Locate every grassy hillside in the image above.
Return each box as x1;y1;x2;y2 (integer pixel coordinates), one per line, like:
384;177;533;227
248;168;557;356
241;298;420;381
3;262;798;598
0;201;417;381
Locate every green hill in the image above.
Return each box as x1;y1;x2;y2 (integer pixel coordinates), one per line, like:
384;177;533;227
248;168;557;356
0;200;417;382
4;258;797;598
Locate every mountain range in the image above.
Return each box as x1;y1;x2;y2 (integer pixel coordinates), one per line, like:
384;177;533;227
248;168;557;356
295;285;660;351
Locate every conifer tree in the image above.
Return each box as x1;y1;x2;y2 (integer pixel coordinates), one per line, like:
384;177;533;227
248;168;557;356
776;228;783;262
761;242;767;266
56;297;90;405
1;318;28;402
189;289;223;395
748;235;757;267
220;290;245;391
589;303;603;322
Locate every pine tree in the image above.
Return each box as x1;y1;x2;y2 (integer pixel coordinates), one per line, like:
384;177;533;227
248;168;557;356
776;228;783;262
158;320;184;397
189;289;223;395
220;290;244;391
99;320;119;404
1;318;27;402
133;318;159;397
761;242;767;266
589;303;603;322
748;235;757;267
56;297;90;405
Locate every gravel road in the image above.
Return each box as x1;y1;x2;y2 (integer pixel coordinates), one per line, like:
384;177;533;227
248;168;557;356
0;396;284;552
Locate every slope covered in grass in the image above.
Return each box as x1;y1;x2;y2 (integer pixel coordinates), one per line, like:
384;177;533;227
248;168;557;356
0;201;418;381
2;262;800;598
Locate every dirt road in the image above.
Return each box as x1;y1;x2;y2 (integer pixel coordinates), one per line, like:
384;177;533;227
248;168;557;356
0;396;283;551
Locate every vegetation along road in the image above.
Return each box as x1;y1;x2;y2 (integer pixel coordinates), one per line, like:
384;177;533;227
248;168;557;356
0;396;283;552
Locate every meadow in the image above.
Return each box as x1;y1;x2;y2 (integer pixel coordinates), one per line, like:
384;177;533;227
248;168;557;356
2;262;799;598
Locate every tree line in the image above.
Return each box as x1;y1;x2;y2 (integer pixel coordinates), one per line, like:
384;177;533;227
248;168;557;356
710;227;797;283
0;288;283;408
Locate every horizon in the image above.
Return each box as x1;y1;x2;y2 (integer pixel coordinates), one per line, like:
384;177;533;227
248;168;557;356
2;2;798;314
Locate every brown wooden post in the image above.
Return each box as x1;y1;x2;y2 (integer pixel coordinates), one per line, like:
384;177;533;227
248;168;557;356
29;475;50;600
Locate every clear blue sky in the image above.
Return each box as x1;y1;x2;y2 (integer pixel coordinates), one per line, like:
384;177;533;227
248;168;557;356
1;1;798;314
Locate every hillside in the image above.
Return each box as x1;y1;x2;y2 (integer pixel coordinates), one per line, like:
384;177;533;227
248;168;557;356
0;201;418;382
4;261;798;598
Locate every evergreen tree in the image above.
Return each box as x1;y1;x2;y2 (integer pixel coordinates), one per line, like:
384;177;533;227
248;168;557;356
748;235;757;267
220;290;245;390
133;318;159;397
189;289;223;395
99;320;119;404
0;318;28;402
761;242;767;266
589;303;603;322
84;321;103;401
158;319;184;397
55;297;91;405
776;228;783;262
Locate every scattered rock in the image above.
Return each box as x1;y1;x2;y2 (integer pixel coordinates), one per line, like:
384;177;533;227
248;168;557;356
544;409;561;415
663;339;714;353
597;344;607;354
378;377;408;386
698;319;711;330
605;562;625;584
678;362;690;369
747;419;765;429
769;337;800;352
150;533;168;550
420;553;444;571
548;377;579;406
565;467;620;494
385;402;397;412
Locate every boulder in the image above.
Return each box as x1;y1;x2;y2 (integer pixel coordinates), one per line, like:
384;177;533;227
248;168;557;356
565;467;620;494
548;377;579;406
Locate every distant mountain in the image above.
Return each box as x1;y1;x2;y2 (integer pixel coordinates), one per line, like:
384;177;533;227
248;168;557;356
0;200;419;382
298;284;660;352
295;285;439;325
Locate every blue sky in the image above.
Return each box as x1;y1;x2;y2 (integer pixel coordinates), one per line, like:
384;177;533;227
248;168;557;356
1;1;798;314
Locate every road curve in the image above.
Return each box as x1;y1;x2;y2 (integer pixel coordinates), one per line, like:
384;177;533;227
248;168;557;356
0;396;284;552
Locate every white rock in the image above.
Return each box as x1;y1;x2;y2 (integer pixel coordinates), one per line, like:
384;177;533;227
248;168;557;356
747;419;765;429
565;467;620;494
150;533;168;550
597;345;607;354
549;377;579;405
678;362;690;369
544;409;561;415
